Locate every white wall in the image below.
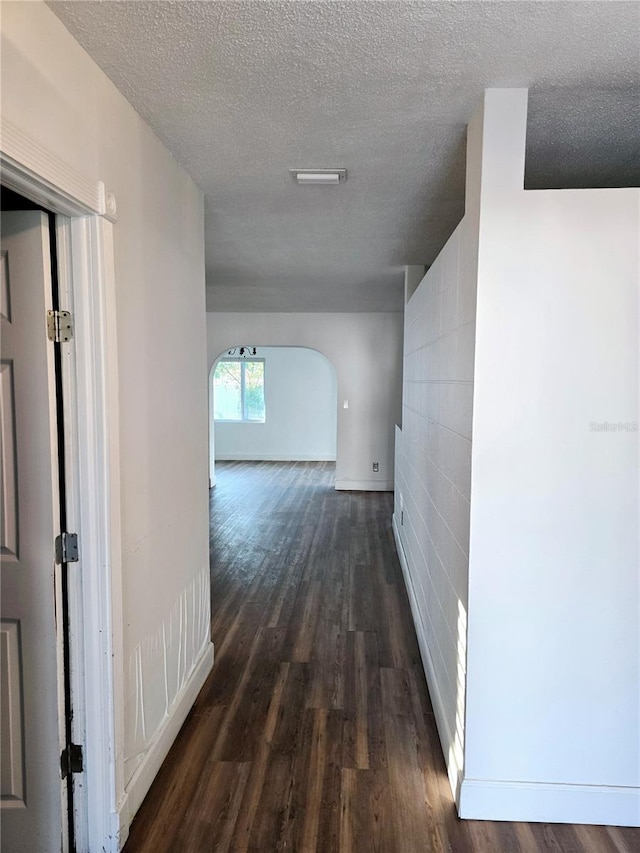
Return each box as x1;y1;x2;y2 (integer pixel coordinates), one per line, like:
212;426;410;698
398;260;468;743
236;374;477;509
394;135;478;795
393;86;484;804
394;156;479;798
207;313;403;490
462;89;639;826
1;2;212;843
395;88;640;827
214;347;337;461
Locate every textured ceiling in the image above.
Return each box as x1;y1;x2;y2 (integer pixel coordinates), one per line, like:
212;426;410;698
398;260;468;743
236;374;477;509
48;1;639;312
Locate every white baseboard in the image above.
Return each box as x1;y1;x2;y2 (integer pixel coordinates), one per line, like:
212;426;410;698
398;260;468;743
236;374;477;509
215;453;336;461
392;514;463;802
459;777;640;827
116;641;214;846
392;521;640;829
335;479;393;492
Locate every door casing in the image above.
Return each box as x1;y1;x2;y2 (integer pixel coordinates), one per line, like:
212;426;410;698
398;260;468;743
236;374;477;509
1;129;125;852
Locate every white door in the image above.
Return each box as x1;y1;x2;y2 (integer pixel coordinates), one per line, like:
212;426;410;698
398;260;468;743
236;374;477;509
1;211;66;851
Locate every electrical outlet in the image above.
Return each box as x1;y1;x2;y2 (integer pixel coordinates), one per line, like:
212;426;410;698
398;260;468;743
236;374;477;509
372;462;379;472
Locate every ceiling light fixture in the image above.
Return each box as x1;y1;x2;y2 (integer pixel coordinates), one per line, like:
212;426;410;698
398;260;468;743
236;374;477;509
290;168;347;185
226;346;257;357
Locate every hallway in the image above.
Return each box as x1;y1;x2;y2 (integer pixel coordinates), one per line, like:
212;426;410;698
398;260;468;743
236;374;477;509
124;462;640;852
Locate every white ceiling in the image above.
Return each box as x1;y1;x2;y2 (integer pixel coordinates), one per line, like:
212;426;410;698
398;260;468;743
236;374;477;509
48;1;639;313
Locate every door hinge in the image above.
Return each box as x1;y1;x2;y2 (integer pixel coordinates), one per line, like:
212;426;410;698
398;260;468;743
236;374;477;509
60;743;83;779
55;532;79;564
47;309;73;343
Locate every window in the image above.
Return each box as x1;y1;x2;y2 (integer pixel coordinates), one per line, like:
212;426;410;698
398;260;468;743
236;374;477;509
213;358;265;422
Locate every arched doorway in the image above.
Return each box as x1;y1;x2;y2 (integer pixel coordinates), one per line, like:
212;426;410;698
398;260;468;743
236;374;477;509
208;346;338;486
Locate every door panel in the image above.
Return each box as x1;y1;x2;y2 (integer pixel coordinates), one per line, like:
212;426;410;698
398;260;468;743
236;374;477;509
0;620;24;804
0;211;64;852
0;360;18;559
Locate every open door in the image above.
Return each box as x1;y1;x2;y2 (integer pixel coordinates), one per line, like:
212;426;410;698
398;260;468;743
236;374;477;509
1;211;70;851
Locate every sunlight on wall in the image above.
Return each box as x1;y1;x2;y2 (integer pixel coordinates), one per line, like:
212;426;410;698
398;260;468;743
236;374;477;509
449;598;467;795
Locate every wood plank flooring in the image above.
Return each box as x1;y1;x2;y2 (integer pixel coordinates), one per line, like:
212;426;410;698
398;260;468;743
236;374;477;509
124;461;640;853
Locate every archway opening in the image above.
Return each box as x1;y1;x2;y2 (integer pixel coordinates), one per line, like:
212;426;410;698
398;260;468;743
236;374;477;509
208;345;338;487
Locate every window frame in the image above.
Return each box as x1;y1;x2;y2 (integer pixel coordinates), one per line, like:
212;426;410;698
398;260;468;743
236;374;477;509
213;357;266;423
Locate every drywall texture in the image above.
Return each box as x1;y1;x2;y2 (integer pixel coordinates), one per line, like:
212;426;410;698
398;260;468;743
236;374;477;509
1;0;212;838
396;88;639;827
207;312;403;490
214;346;337;461
462;90;639;826
395;215;477;798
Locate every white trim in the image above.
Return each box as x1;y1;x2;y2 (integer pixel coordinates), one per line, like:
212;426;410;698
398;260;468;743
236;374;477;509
70;217;124;852
208;363;217;489
1;140;121;851
335;479;393;492
458;777;640;827
0;118;103;216
215;453;337;462
392;514;464;802
116;642;215;847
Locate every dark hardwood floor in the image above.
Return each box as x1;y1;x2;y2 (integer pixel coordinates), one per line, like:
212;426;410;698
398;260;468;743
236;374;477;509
124;461;640;852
